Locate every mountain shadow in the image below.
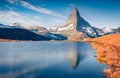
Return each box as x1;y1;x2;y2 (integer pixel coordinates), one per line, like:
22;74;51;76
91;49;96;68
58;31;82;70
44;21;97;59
0;28;50;41
43;32;67;40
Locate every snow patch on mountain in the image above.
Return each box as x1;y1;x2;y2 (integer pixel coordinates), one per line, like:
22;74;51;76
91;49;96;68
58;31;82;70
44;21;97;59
81;27;97;36
47;26;58;31
103;27;114;33
57;24;74;31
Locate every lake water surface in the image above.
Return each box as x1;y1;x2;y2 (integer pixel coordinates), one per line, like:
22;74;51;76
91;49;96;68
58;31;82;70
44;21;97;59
0;42;107;78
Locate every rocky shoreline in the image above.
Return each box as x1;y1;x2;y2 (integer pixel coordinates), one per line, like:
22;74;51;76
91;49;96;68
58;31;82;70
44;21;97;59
0;38;19;42
84;33;120;78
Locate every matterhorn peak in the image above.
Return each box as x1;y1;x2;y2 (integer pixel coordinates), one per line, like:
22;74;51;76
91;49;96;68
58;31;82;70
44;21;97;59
65;7;92;28
65;7;80;26
50;7;98;37
64;7;99;37
71;7;80;16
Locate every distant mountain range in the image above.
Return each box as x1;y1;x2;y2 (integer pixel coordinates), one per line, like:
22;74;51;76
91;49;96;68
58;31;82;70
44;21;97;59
0;7;119;41
0;28;50;41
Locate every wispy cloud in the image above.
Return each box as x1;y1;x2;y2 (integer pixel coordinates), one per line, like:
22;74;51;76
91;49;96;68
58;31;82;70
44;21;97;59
33;16;41;19
21;1;55;15
0;11;43;25
7;0;65;18
52;19;65;25
7;0;19;4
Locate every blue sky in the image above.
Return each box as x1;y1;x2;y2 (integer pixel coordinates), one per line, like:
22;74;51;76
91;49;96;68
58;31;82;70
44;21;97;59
0;0;120;28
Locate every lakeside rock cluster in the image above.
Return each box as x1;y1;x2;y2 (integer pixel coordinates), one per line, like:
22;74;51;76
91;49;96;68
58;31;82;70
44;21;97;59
84;33;120;78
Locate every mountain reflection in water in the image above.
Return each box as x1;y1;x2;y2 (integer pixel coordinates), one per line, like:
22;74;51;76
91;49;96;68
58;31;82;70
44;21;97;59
67;42;90;69
0;42;106;78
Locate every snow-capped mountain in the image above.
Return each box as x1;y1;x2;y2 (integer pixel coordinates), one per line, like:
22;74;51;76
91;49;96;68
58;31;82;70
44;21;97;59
48;7;99;38
8;23;48;34
102;27;115;34
116;27;120;33
0;24;11;28
96;27;116;36
0;7;119;41
96;28;105;36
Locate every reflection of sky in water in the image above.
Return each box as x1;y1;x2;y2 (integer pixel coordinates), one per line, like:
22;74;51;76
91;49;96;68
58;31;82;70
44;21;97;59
0;42;107;78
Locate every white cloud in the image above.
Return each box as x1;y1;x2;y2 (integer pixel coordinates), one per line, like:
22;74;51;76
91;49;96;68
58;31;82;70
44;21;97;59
7;0;19;4
53;19;65;24
33;16;41;19
0;11;43;26
7;0;65;18
21;1;53;15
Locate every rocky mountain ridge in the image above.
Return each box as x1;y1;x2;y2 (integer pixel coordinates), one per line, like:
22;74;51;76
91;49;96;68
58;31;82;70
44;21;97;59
48;7;99;38
0;7;119;41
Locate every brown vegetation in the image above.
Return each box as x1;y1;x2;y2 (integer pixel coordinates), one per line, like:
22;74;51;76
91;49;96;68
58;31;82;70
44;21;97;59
84;33;120;78
0;38;19;42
